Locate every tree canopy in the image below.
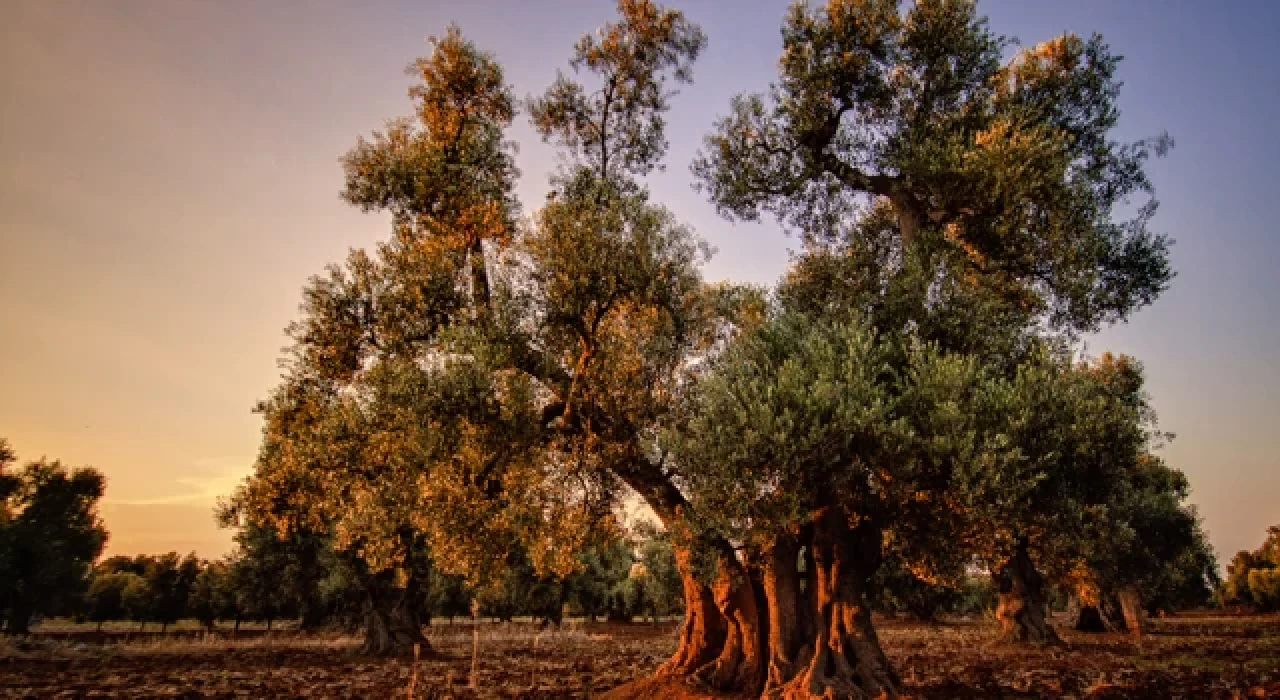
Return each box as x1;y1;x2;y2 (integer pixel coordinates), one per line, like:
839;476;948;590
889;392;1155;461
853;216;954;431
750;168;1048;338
0;447;108;634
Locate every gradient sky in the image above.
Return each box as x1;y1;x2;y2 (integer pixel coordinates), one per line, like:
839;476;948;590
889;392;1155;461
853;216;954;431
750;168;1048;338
1;1;1276;562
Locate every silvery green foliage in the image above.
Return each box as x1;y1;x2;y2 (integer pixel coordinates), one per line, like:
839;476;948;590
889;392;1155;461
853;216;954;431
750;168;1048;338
694;0;1172;334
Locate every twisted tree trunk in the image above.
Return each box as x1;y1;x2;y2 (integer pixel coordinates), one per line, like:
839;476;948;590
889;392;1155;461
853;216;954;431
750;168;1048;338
1116;588;1144;638
613;463;898;698
763;534;809;693
657;542;726;676
994;537;1059;645
695;549;766;693
1074;603;1112;633
779;508;897;700
361;578;430;656
615;459;767;692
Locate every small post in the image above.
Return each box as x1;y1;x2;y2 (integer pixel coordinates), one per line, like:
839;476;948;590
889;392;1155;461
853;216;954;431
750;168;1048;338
406;642;419;699
469;599;480;689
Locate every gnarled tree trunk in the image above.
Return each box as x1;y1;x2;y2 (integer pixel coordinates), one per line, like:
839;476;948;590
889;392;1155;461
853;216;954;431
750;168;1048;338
694;548;766;693
615;464;898;698
763;534;809;693
616;461;742;686
361;580;430;656
4;605;31;635
1074;603;1112;633
994;537;1059;645
779;508;897;700
1116;588;1144;638
654;539;727;678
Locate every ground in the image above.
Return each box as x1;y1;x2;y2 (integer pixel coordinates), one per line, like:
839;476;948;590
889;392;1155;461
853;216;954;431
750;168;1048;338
2;613;1277;698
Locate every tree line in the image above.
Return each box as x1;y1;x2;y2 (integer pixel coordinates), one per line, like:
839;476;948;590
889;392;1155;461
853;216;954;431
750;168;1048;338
0;436;685;634
1;432;1264;646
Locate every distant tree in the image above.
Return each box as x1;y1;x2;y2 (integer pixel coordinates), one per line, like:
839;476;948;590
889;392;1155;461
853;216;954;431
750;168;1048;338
565;536;634;622
120;570;152;631
228;549;290;631
1247;569;1280;612
188;559;235;631
140;552;201;633
633;527;683;619
1218;526;1280;611
98;555;147;576
872;558;962;623
83;571;139;632
1072;449;1217;632
427;571;471;625
0;453;108;634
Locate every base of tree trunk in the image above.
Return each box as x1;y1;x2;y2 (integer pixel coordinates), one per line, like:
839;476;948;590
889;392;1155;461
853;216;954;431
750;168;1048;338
1074;605;1112;633
994;538;1060;646
690;553;766;693
361;604;431;656
775;511;897;700
657;546;728;677
1117;589;1144;638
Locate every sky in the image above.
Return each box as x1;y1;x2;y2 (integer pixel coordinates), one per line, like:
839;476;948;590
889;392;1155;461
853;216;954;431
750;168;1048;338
1;0;1277;563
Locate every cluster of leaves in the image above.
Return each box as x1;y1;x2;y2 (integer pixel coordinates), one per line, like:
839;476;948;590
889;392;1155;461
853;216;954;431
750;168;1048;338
693;0;1173;334
0;438;107;634
1218;526;1280;612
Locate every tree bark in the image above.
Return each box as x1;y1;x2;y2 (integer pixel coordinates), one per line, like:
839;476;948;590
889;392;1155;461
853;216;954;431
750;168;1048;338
780;508;897;700
361;584;431;656
614;460;739;684
763;535;809;694
1073;584;1112;633
1117;588;1144;638
4;605;31;635
694;549;766;693
655;540;726;677
994;538;1059;645
1074;604;1111;633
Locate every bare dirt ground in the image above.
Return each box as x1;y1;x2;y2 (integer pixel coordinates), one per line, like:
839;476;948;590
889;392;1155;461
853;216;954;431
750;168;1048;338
1;613;1276;698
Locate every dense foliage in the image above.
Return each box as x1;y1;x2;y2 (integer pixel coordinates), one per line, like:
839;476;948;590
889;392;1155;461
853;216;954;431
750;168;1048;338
0;439;108;634
1219;526;1280;612
75;524;679;632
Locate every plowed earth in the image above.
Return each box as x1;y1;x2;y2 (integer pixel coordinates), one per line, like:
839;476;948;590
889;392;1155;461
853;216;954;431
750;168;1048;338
2;613;1276;698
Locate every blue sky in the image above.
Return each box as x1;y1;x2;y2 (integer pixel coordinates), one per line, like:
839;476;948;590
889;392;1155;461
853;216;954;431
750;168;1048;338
1;0;1276;560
